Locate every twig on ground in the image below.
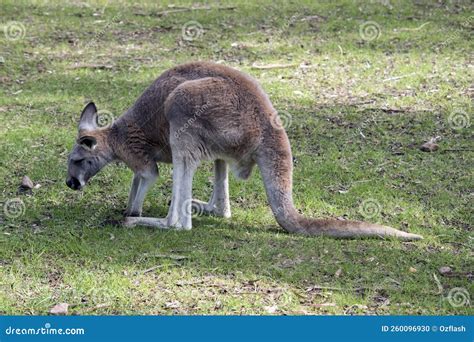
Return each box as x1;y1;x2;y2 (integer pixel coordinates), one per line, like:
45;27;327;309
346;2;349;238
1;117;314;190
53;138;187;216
143;264;168;274
305;285;344;291
68;63;114;70
251;63;298;70
337;45;344;56
152;6;235;16
152;253;188;260
376;160;394;169
398;22;431;32
382;73;418;82
440;149;473;153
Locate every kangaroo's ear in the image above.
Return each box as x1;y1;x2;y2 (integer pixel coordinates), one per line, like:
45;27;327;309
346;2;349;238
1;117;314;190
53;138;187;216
78;102;98;131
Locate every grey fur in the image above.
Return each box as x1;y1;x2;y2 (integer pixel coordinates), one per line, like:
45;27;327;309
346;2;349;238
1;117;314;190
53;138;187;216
66;62;422;240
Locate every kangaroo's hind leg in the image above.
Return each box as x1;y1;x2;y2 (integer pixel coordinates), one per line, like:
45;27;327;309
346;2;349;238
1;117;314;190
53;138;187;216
165;153;198;229
192;159;231;218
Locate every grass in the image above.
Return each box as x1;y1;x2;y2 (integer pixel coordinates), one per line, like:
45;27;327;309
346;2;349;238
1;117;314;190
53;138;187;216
0;0;472;315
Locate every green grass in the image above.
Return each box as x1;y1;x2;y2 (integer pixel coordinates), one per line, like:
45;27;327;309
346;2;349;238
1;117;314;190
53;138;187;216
0;0;472;315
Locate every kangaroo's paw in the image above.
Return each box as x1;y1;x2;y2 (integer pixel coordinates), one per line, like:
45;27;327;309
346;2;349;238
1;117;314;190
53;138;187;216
192;199;231;218
123;217;181;229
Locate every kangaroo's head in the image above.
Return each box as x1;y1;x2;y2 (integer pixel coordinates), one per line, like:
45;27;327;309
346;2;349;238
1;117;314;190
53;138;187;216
66;102;114;190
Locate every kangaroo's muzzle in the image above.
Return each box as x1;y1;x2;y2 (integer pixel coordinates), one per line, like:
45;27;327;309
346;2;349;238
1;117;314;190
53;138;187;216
66;177;81;190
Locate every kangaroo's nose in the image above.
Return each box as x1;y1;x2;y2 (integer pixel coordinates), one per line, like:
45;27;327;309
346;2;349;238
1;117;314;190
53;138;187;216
66;177;81;190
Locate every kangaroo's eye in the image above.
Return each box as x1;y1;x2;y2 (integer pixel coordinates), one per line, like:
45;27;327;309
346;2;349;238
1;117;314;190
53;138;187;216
73;158;85;164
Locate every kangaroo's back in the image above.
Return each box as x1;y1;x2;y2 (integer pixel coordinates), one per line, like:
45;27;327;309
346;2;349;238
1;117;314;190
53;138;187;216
125;61;275;129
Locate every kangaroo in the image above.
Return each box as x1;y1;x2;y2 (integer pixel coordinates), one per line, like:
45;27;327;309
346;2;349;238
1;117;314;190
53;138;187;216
66;61;422;240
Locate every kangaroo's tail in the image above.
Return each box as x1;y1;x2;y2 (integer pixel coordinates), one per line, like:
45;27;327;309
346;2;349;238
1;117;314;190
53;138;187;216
256;128;422;241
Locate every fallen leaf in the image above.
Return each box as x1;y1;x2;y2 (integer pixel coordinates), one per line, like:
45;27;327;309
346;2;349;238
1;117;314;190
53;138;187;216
20;175;34;190
264;305;278;313
335;268;342;278
420;136;441;152
231;42;250;49
300;15;327;22
50;303;69;315
420;142;438;152
165;301;180;309
214;300;223;310
83;303;109;312
409;267;417;273
439;266;452;275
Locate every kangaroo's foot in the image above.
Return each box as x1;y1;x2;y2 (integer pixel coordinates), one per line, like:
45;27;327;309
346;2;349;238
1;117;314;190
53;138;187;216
123;217;186;230
192;199;231;218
